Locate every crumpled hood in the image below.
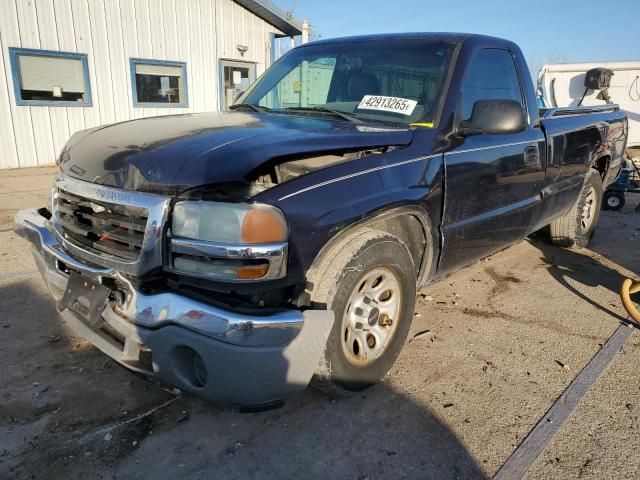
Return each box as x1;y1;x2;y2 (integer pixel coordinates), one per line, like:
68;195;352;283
59;111;414;195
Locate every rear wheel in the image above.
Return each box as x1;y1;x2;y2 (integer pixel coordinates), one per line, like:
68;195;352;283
549;168;603;248
308;229;416;394
603;190;625;211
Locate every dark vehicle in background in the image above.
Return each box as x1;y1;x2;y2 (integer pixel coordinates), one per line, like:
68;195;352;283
15;33;627;408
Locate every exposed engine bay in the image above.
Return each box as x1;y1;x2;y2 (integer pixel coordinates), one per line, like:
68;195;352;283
248;147;391;196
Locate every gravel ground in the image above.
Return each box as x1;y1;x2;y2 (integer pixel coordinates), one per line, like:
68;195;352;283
1;168;639;479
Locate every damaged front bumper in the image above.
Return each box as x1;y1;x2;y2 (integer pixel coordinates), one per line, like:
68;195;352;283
14;208;334;407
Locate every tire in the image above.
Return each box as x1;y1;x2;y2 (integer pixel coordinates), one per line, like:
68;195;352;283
603;191;625;211
307;228;417;395
549;168;603;248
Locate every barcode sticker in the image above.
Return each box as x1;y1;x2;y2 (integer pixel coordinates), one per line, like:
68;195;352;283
357;95;417;116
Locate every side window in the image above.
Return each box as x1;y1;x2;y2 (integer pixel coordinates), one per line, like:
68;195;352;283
9;48;92;106
130;58;188;107
461;49;522;119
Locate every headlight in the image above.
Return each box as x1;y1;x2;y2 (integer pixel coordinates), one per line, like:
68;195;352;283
172;201;287;244
169;201;288;282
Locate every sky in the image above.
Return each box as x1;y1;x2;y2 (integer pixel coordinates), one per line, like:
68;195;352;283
280;0;640;79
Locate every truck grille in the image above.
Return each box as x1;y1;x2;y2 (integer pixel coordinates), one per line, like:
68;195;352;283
55;189;149;261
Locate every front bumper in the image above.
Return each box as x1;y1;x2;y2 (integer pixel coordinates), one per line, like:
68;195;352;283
15;208;334;407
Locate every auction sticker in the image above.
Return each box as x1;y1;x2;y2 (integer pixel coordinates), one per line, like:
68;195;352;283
357;95;417;116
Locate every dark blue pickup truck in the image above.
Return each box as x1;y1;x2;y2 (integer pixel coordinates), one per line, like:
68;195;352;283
15;33;627;407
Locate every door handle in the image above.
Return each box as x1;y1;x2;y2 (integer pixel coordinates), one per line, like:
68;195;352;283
524;146;539;167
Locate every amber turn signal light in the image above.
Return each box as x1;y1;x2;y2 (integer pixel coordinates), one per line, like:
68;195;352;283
241;208;287;244
236;264;270;280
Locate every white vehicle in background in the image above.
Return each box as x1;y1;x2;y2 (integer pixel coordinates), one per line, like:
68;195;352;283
538;61;640;148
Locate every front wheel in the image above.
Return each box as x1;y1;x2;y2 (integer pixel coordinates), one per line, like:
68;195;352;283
549;168;603;248
308;229;416;394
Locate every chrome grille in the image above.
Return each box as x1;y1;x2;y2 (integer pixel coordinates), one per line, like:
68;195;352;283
51;176;170;275
55;189;149;261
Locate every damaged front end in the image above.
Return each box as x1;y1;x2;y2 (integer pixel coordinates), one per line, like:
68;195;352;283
14;177;335;407
16;111;413;406
247;147;392;196
174;146;396;202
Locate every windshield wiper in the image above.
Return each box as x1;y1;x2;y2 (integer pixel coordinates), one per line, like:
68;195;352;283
283;106;364;123
229;103;271;113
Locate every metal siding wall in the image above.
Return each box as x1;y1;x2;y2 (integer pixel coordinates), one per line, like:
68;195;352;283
217;0;280;70
36;0;70;163
104;0;130;123
71;0;102;128
18;0;55;167
175;0;193;114
161;0;180;115
200;0;217;111
87;0;116;125
54;0;86;139
1;0;284;169
0;2;20;169
186;1;203;112
119;0;141;119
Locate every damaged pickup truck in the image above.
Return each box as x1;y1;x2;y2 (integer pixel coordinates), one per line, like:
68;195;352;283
15;33;627;408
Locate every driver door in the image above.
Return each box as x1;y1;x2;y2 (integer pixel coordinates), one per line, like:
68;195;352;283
438;48;545;273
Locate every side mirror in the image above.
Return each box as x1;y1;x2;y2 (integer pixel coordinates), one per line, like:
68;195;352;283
459;99;526;136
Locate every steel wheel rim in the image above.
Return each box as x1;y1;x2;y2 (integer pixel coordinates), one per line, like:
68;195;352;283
607;196;620;208
581;186;596;230
341;267;402;366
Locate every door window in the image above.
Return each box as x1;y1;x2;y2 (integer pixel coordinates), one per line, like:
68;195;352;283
461;49;523;120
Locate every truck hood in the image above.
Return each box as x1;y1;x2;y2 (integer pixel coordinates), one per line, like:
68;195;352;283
59;111;414;195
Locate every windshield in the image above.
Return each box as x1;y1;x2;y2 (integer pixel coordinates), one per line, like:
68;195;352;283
238;39;455;125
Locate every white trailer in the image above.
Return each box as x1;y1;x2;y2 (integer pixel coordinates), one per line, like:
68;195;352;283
538;61;640;148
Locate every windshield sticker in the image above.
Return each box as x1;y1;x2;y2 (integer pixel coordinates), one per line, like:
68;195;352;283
357;95;417;116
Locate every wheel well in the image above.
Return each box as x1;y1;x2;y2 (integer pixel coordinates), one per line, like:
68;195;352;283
367;215;426;278
299;209;436;308
307;208;433;287
592;155;610;179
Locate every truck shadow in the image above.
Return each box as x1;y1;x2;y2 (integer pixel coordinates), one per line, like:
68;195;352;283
1;279;487;480
528;236;632;325
587;195;640;274
146;385;489;480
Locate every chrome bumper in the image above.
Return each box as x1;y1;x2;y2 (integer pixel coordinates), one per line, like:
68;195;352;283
14;208;334;407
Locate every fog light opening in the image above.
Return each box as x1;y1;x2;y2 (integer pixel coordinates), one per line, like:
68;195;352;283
173;346;208;389
193;352;208;388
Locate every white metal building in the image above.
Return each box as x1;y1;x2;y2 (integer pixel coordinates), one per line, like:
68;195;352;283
0;0;306;170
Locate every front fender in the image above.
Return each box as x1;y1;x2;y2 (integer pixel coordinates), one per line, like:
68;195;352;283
255;151;444;286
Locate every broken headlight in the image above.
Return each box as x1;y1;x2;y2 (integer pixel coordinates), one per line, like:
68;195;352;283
168;201;288;282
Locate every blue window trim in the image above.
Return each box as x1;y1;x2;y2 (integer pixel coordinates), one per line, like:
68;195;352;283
129;58;189;108
269;32;276;65
9;47;93;107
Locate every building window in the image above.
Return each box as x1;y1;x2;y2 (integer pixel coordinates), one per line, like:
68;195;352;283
130;58;188;107
9;48;92;107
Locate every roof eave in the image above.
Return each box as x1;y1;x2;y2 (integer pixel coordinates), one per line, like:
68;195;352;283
233;0;303;36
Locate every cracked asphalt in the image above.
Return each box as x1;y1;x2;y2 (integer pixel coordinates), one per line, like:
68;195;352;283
1;166;639;479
